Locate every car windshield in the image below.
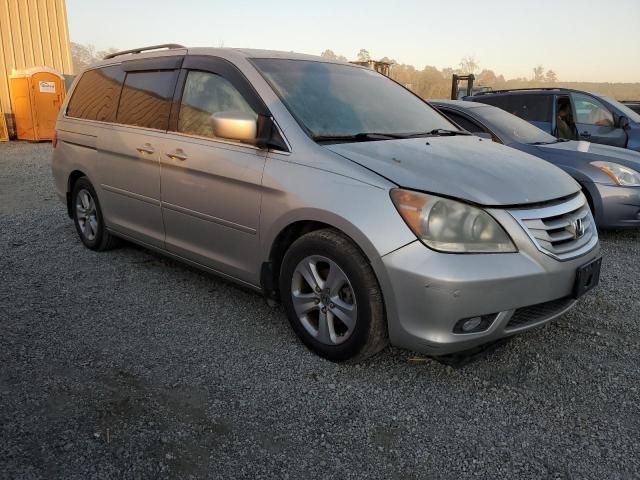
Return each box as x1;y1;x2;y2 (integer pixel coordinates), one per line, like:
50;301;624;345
252;59;455;140
473;105;558;144
599;95;640;123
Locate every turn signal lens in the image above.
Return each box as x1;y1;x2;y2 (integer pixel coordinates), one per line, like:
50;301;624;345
390;189;516;253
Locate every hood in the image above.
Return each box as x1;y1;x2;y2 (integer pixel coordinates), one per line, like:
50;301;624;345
538;140;640;170
326;136;579;206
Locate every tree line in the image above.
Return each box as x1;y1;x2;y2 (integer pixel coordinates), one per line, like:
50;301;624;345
70;43;640;101
323;49;640;101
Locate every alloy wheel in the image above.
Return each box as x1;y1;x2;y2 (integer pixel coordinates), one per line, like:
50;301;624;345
75;188;98;241
291;255;357;345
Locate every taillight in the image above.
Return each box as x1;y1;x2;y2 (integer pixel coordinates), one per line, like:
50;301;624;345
52;130;58;148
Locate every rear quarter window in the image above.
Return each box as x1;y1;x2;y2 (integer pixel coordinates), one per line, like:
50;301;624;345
66;65;125;122
474;95;510;111
508;94;552;122
474;94;552;122
116;70;179;130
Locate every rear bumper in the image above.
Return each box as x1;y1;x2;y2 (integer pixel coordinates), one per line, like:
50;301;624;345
588;182;640;228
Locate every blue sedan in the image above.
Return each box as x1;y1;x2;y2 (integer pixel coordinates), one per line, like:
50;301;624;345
433;100;640;229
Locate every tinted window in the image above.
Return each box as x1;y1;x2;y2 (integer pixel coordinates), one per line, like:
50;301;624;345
253;59;454;138
475;94;552;122
442;110;484;133
509;94;552;122
571;93;614;127
474;95;510;111
116;70;178;130
474;105;557;144
66;65;125;122
178;71;257;138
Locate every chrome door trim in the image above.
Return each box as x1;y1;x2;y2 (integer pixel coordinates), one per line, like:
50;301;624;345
101;184;161;206
161;201;257;235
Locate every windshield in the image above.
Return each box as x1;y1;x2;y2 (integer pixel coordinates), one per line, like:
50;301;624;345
252;59;455;139
473;105;558;144
599;95;640;123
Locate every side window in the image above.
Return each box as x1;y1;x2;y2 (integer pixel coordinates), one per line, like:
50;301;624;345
509;95;552;122
475;95;510;111
66;65;125;122
116;70;178;130
444;111;484;133
177;70;257;139
571;93;614;127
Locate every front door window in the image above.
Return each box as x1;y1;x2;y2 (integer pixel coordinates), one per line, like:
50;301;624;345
572;93;614;127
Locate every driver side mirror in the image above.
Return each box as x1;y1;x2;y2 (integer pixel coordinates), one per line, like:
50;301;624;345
618;115;630;130
211;112;289;151
212;111;257;144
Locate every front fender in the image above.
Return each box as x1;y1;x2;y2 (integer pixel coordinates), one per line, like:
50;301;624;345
259;156;416;265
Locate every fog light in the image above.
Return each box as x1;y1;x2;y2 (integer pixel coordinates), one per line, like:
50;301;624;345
453;314;496;334
462;317;482;332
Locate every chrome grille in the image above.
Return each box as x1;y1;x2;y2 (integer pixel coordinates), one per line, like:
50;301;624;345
509;194;598;261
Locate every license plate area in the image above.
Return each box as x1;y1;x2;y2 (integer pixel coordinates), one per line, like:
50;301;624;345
573;257;602;299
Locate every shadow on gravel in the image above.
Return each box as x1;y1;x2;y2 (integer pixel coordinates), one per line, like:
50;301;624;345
428;338;514;368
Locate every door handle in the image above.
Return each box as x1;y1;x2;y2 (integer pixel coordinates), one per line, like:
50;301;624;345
580;131;592;139
136;144;155;154
166;149;188;161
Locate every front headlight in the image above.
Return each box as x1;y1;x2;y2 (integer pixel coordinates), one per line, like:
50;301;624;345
591;161;640;186
390;189;516;253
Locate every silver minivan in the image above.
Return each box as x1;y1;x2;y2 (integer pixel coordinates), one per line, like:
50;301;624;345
52;45;601;361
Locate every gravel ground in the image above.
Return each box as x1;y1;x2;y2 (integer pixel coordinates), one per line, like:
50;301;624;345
1;141;639;479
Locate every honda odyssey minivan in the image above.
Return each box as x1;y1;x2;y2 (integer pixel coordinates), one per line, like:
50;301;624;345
52;45;601;361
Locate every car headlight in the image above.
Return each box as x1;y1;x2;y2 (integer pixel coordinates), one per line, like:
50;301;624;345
591;161;640;186
390;189;516;253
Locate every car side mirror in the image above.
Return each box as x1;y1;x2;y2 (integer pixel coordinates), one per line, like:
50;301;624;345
212;111;257;143
618;115;630;130
473;131;493;140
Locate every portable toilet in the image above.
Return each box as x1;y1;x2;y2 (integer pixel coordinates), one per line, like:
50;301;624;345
9;67;66;141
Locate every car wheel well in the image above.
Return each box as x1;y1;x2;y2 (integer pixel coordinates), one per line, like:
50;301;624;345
262;221;364;304
67;170;87;217
580;184;596;218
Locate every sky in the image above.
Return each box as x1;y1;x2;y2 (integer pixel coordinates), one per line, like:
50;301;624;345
66;0;640;83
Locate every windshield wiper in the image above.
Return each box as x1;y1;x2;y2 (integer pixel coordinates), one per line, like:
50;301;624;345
408;129;472;138
528;139;565;145
313;132;408;144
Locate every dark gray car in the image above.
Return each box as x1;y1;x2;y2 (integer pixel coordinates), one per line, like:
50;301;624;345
465;88;640;152
433;100;640;228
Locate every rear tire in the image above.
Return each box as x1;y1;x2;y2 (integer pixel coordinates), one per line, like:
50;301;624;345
71;177;120;251
279;229;388;362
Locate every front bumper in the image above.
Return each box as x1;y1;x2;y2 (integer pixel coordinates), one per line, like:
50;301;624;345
587;182;640;228
373;207;601;356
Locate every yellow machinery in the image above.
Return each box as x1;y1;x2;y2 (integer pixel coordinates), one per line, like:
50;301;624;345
9;67;65;141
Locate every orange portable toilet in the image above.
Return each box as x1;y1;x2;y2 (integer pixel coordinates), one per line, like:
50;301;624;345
9;67;66;141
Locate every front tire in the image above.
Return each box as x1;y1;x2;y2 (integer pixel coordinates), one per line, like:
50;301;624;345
71;177;119;251
279;229;388;362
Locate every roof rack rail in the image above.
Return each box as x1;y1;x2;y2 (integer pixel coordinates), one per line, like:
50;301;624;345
474;87;563;96
104;44;186;60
